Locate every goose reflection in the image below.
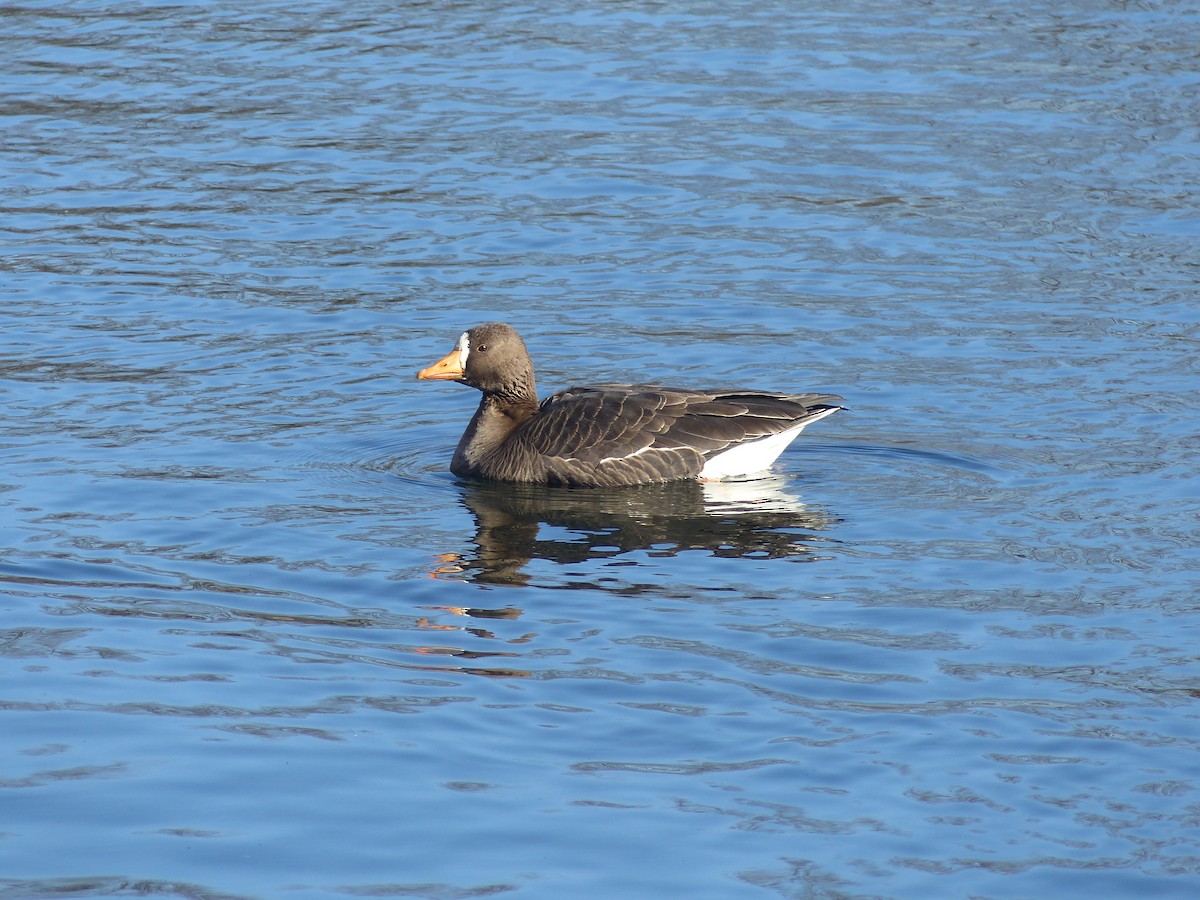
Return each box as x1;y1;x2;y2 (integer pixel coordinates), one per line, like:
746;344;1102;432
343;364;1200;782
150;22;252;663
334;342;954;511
433;474;840;586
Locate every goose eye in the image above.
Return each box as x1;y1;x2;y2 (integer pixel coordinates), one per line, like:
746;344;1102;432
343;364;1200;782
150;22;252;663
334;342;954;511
477;344;488;352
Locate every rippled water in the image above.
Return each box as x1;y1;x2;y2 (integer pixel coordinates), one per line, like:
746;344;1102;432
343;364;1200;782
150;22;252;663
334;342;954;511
3;1;1199;897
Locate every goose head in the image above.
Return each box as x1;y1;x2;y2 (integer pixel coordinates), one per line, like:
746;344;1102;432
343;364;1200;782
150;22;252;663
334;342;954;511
417;322;537;402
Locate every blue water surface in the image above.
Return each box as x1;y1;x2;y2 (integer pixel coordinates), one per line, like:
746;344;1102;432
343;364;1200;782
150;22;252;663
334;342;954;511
2;1;1199;898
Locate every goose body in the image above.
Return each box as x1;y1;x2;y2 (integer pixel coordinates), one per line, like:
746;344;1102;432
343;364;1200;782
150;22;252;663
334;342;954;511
417;323;842;488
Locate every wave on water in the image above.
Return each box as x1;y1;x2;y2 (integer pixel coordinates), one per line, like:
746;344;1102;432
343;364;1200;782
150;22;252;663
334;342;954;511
804;440;1007;477
288;424;461;500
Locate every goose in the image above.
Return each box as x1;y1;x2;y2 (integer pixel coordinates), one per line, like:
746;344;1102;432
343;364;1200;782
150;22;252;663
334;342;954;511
416;323;842;488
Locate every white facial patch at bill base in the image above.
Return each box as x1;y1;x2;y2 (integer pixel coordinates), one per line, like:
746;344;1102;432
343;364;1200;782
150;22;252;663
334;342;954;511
457;332;470;370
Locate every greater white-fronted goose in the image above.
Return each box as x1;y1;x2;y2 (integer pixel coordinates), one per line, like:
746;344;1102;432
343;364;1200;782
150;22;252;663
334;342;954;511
417;323;842;487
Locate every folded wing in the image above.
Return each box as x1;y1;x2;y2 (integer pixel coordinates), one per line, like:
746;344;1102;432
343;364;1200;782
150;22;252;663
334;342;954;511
514;385;842;487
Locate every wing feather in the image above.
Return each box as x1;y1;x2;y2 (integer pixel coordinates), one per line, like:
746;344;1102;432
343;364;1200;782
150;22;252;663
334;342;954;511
498;386;841;485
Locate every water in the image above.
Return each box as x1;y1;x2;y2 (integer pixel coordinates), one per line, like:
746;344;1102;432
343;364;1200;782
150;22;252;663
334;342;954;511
3;1;1199;897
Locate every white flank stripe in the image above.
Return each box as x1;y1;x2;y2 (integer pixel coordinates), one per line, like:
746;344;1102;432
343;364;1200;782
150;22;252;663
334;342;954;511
699;407;837;480
598;445;653;466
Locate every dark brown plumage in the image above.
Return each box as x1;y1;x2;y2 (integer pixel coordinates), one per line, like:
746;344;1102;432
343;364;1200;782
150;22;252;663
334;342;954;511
417;323;842;487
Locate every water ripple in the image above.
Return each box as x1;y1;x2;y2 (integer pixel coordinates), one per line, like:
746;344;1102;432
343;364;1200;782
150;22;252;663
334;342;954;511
3;1;1199;896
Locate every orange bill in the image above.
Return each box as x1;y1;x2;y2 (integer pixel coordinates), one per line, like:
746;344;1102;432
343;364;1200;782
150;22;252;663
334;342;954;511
417;348;464;381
